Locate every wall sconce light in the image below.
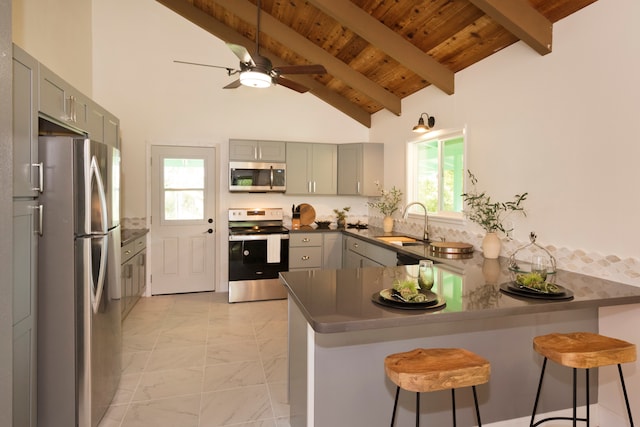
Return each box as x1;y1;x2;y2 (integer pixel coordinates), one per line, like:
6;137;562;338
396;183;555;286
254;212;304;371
412;113;436;133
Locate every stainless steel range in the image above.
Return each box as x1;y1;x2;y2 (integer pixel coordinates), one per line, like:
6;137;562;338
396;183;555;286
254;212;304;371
228;208;290;303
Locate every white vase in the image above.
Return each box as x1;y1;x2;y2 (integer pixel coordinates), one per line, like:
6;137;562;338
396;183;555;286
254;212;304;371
482;232;501;259
383;216;394;233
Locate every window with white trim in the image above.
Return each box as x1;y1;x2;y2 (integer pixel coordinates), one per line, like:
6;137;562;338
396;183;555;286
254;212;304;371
406;129;465;217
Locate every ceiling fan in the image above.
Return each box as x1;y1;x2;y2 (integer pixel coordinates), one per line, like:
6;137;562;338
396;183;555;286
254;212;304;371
174;0;326;93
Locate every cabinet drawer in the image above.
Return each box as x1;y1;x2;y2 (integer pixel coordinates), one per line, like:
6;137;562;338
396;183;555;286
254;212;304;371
289;233;322;247
289;246;323;269
345;236;367;257
121;241;136;263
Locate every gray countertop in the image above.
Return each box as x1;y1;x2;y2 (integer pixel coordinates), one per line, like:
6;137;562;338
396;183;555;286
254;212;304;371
121;228;149;246
279;259;640;334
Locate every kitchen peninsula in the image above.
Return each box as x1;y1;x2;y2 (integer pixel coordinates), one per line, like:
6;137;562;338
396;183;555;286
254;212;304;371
280;257;640;426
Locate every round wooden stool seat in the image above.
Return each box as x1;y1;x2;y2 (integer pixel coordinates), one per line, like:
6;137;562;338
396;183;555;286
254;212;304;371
533;332;636;369
384;348;491;393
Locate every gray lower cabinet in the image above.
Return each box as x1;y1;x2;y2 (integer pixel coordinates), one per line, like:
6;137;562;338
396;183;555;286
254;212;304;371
13;200;38;427
343;235;396;268
289;232;343;271
337;143;384;196
286;142;337;195
121;236;147;319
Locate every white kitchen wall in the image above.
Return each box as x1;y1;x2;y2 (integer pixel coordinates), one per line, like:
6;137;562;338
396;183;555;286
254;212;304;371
12;0;93;95
371;0;640;264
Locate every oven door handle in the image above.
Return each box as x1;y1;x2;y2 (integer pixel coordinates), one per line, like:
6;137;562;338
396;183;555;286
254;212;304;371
229;234;290;241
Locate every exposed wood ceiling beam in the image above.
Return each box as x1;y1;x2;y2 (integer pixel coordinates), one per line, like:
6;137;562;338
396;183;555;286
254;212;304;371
469;0;553;55
211;0;401;116
307;0;455;95
155;0;371;127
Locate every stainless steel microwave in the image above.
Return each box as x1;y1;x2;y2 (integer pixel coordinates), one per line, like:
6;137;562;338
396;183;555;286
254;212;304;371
229;161;286;192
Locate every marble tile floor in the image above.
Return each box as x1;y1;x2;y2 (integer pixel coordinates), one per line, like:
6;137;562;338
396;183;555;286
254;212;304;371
99;292;291;427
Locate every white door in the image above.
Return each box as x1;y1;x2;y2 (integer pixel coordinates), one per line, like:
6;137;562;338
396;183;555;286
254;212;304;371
150;145;216;294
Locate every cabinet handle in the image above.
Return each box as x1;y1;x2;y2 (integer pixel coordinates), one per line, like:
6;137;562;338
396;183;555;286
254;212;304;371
254;147;258;159
301;255;310;261
124;250;132;255
258;147;262;159
32;204;44;236
139;253;145;267
127;264;133;279
357;181;361;194
353;243;359;248
308;181;312;193
313;181;317;193
302;238;310;242
32;162;44;192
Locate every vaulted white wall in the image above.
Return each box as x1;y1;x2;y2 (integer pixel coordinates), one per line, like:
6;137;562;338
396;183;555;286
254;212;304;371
371;0;640;262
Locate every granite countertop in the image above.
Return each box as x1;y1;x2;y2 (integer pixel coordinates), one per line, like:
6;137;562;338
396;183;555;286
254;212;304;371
121;228;149;246
279;260;640;334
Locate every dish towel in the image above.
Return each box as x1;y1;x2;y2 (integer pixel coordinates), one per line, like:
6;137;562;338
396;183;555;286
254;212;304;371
267;234;281;264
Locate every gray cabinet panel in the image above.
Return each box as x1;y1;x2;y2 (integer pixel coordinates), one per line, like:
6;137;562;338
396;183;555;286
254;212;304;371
286;142;337;195
13;200;38;427
338;143;384;196
229;139;286;162
121;236;147;319
12;46;39;198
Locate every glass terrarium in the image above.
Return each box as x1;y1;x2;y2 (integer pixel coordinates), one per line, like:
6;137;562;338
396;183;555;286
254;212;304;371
508;232;557;275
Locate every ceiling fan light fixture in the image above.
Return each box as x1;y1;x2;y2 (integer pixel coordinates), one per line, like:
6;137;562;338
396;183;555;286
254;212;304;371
412;112;436;133
239;70;272;88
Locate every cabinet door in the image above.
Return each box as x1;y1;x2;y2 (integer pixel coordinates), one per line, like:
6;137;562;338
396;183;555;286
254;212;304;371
337;144;361;195
12;45;39;198
286;142;312;194
229;139;258;161
86;102;105;143
323;233;343;269
104;113;120;149
311;144;337;195
257;141;286;162
136;249;146;296
121;259;135;317
13;200;38;427
39;64;86;130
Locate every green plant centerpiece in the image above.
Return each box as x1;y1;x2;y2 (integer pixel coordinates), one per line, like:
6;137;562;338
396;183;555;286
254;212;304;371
367;184;403;232
461;170;527;258
333;206;350;228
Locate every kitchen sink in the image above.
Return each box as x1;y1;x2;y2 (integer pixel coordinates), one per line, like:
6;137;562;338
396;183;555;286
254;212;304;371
375;236;426;247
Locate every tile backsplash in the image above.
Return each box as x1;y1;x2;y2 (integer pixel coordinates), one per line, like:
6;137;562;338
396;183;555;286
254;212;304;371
371;216;640;287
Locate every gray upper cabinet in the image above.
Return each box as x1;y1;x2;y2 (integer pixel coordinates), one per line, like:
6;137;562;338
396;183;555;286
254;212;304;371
338;143;384;196
229;139;286;162
87;102;120;148
39;64;88;132
286;142;337;195
12;46;40;198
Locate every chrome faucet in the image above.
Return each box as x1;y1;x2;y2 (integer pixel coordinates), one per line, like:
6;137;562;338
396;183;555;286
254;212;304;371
402;202;429;242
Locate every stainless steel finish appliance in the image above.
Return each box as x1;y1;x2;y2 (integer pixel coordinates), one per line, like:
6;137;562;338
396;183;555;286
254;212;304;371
229;161;286;192
37;136;121;427
228;208;289;302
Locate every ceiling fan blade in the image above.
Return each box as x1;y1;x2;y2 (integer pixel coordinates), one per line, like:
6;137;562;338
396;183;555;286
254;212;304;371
274;64;327;75
226;43;255;66
223;79;243;89
275;76;309;93
174;60;236;73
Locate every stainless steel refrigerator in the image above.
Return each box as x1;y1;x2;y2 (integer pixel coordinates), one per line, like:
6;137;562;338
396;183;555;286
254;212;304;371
37;136;122;427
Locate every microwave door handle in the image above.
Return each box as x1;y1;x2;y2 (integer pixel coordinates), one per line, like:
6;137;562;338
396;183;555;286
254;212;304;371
270;165;274;190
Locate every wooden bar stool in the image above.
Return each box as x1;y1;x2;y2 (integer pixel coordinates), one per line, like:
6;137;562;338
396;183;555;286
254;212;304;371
384;348;490;426
529;332;636;427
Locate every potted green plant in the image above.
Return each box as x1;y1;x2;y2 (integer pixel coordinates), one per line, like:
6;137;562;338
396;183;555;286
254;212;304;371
333;206;350;229
367;184;403;232
461;170;527;258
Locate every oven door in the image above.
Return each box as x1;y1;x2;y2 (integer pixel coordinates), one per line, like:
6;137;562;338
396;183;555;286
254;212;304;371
228;234;289;281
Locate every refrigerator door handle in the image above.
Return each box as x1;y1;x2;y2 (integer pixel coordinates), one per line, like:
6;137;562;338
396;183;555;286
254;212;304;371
86;235;109;314
88;153;109;235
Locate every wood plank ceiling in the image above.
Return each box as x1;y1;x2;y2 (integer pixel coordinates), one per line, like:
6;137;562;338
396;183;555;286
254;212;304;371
156;0;597;127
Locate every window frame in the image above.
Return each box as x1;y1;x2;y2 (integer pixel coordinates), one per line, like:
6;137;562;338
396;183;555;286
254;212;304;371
406;127;467;223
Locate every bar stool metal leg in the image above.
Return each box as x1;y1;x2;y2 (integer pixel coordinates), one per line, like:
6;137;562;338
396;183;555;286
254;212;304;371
451;389;456;427
472;385;483;427
618;364;635;427
416;392;420;427
530;357;548;426
390;386;400;427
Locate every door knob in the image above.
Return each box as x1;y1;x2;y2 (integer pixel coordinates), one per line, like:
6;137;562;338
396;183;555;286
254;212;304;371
206;228;213;234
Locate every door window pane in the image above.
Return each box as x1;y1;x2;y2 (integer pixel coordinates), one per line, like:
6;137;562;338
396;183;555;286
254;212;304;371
163;158;205;221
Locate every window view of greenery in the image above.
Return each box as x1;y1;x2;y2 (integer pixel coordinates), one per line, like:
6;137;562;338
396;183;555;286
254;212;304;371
163;158;205;221
408;132;465;215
